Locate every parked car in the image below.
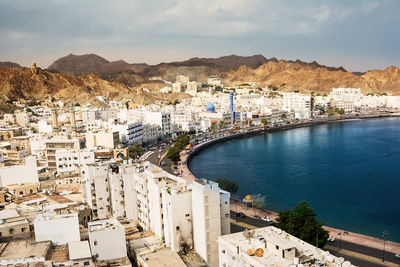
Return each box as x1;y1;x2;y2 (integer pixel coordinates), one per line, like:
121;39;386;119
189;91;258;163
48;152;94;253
327;235;335;242
395;253;400;259
236;212;246;218
173;170;179;175
261;216;272;222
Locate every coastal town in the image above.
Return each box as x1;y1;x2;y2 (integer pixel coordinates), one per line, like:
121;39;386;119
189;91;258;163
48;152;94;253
0;68;399;267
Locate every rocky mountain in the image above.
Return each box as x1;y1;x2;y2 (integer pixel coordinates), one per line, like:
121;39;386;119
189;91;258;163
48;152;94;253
168;54;270;69
0;65;189;111
47;54;149;74
0;61;21;68
225;60;400;95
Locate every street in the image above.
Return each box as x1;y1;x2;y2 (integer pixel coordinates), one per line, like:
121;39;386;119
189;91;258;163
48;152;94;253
230;211;400;267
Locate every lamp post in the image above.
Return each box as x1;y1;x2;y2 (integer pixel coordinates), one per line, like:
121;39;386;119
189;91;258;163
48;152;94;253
382;230;389;262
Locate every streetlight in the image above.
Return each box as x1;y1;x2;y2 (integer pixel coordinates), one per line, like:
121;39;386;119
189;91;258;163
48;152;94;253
382;230;389;262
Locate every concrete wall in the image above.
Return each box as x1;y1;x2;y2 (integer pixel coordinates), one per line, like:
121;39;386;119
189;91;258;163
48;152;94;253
0;156;39;187
34;213;80;244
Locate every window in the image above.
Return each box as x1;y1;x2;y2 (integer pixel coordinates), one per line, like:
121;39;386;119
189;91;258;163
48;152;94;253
84;261;90;266
276;245;279;250
176;226;179;230
9;228;14;234
94;240;98;246
21;227;25;232
185;214;190;217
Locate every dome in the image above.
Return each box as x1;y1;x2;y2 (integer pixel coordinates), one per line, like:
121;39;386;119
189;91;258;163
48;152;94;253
206;102;215;113
243;195;253;202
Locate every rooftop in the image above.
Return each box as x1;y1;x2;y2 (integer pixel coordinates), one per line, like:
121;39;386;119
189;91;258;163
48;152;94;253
218;226;354;267
88;218;123;232
68;241;92;260
0;240;51;262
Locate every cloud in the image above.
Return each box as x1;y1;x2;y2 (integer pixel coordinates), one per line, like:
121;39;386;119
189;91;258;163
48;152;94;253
0;0;398;71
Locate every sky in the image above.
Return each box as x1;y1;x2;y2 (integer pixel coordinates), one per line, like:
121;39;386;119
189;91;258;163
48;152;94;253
0;0;399;72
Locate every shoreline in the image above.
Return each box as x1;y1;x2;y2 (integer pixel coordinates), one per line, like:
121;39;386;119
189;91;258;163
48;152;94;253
177;113;400;253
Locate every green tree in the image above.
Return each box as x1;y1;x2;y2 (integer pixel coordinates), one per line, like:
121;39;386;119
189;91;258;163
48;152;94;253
261;118;268;125
210;121;218;132
128;143;143;159
215;178;239;194
337;108;345;115
215;86;223;92
252;194;266;216
125;101;129;109
276;202;329;248
167;146;180;163
219;120;225;129
327;107;334;117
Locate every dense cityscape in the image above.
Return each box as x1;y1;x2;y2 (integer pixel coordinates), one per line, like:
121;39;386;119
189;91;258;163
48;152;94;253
0;70;398;266
2;0;400;266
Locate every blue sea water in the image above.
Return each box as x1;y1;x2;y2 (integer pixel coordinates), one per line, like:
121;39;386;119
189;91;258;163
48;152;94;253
188;118;400;242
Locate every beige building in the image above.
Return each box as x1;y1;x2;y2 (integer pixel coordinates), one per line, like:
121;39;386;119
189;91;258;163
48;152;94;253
86;131;119;149
6;182;38;198
0;210;31;240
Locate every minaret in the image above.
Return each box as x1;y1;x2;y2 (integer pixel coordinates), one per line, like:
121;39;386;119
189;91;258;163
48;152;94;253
70;104;77;136
51;105;59;132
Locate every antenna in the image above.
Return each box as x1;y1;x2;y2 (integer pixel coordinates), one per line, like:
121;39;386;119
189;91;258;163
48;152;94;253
242;228;255;239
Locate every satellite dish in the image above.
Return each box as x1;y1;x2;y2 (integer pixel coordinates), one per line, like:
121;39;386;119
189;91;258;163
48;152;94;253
243;229;255;239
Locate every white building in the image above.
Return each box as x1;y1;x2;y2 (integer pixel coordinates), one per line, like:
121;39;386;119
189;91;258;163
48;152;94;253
127;110;171;136
218;226;355;267
0;156;39;187
330;88;362;103
142;123;162;144
68;241;94;266
84;164;112;220
207;76;222;86
38;120;53;134
88;219;127;261
55;149;95;175
186;81;198;96
172;82;182;93
283;93;312;119
192;179;224;266
110;122;143;146
34;212;80;245
46;138;80;171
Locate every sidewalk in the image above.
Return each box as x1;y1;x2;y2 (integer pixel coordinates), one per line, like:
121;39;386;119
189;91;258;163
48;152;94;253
231;200;400;254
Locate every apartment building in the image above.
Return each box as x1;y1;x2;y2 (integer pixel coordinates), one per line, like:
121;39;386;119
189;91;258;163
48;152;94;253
46;138;80;171
217;226;355;267
55;149;95;174
88;219;127;261
34;212;80;245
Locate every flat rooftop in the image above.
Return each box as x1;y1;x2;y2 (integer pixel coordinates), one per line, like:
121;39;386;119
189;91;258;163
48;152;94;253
218;226;354;267
68;241;92;260
0;240;51;262
88;218;123;232
137;247;186;267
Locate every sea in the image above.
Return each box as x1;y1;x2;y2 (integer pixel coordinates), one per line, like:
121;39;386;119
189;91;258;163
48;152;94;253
188;118;400;242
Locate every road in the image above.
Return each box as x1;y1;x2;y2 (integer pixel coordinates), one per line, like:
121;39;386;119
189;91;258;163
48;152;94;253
230;211;400;267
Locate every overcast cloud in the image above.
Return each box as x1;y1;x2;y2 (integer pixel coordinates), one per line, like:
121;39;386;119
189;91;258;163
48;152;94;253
0;0;399;71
